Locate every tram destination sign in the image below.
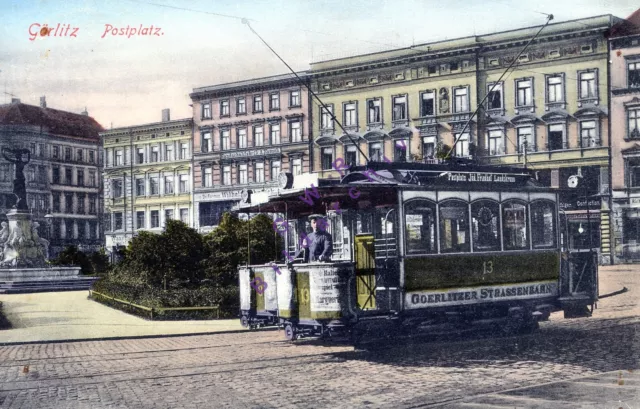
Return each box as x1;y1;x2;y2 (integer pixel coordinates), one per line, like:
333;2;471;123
443;172;526;184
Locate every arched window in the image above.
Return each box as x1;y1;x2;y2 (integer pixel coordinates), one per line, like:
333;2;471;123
439;200;470;253
404;199;437;254
502;200;528;250
471;200;500;252
531;200;557;249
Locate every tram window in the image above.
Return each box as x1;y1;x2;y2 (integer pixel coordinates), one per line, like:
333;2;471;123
439;200;470;253
356;212;374;234
502;200;529;250
405;200;437;254
531;201;557;248
471;200;500;252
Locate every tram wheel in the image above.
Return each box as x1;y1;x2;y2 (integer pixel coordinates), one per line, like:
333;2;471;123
240;316;249;328
284;324;297;341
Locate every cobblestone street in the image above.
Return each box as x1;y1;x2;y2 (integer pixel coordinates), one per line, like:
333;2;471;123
0;265;638;408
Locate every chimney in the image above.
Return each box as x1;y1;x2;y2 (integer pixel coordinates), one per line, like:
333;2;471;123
81;107;88;116
11;98;20;104
161;108;170;122
40;96;47;108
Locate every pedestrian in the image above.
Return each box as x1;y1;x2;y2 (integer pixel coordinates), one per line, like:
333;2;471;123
294;214;333;263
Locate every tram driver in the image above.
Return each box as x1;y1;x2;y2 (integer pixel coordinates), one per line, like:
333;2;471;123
294;214;333;263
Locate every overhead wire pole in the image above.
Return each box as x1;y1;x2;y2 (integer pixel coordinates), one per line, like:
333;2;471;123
447;13;554;159
242;19;370;164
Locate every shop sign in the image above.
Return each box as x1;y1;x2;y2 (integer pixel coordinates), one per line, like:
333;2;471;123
559;194;601;211
220;147;281;160
444;172;521;183
629;197;640;208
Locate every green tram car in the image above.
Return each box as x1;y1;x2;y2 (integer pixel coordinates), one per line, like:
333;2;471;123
235;162;598;341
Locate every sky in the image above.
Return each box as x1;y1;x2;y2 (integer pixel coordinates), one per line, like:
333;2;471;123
0;0;638;129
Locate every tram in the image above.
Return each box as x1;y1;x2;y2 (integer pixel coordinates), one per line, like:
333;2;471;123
235;161;598;341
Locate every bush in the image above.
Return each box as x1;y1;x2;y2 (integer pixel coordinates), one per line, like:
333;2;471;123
49;245;110;275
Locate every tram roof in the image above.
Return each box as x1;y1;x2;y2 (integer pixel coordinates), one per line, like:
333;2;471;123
233;161;555;215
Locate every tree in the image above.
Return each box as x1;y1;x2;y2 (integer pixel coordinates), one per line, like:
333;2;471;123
241;213;283;265
49;245;93;274
203;213;245;287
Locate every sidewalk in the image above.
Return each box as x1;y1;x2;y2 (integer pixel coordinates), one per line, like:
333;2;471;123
0;290;245;344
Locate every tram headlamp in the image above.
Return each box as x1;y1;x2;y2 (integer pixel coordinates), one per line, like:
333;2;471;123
578;223;584;234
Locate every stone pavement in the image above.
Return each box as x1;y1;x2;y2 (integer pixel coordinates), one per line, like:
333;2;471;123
0;265;637;408
0;291;243;344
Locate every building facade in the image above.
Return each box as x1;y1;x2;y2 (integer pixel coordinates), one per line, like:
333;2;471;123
101;110;193;252
610;11;640;263
308;15;620;264
190;73;311;232
0;98;104;258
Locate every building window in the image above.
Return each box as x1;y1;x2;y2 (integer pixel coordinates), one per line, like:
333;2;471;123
114;213;123;231
150;176;159;195
165;209;173;225
65;168;72;185
112;180;123;198
487;130;504;156
629;108;640;139
151;146;159;162
394;139;409;162
270;124;281;144
202;102;212;119
546;75;564;103
137;147;144;164
548;124;565;150
77;194;85;214
238;164;248;184
221;130;230;150
88;170;95;187
52;167;60;184
253;95;263;112
290;121;302;142
237;97;246;114
453;87;469;113
517;127;534;153
223;165;231;185
179;174;188;193
580;120;598;148
454;133;470;157
180;208;189;224
165;145;174;161
321;148;333;170
180;143;188;159
420;91;435;116
255;162;264;183
422;137;435;161
627;157;640;187
77;169;84;186
579;71;597;99
271;161;281;180
346;145;357;166
136;211;145;229
65;147;72;161
89;195;97;214
115;150;123;166
292;158;302;176
204;167;212;187
487;82;503;110
202;132;212;153
53;193;60;212
89;150;95;163
270;93;280;110
164;175;174;194
136;178;145;196
52;145;59;159
254;126;264;147
392;95;407;120
238;128;247;149
343;102;357;127
369;142;383;162
151;210;159;228
321;104;334;130
516;78;533;107
367;98;382;124
65;193;73;213
76;149;83;162
38;166;46;184
220;100;230;116
289;90;301;107
629;61;640;88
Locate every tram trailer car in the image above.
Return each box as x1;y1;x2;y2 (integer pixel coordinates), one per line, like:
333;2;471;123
236;162;598;341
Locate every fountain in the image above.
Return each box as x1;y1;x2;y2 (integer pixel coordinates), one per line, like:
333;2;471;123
0;147;92;293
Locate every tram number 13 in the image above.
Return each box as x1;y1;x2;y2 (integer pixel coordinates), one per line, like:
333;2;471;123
482;260;494;275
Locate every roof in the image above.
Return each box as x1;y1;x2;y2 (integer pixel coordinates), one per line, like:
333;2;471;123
0;103;105;140
609;8;640;38
191;71;309;98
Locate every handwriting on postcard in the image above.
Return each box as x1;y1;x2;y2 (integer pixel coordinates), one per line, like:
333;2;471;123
29;24;164;41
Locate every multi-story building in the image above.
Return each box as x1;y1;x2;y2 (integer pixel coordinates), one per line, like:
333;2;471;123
101;109;193;252
0;98;104;258
308;15;621;264
190;73;311;232
610;10;640;263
